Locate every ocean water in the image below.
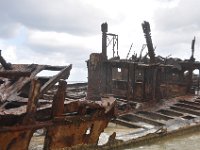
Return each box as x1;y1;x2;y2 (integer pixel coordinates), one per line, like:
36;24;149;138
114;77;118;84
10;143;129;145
125;129;200;150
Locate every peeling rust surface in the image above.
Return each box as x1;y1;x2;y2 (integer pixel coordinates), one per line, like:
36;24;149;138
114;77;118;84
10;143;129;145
45;119;109;149
0;130;33;150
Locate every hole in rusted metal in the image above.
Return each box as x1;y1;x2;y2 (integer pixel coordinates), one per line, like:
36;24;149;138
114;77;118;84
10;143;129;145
86;108;97;116
117;68;121;72
29;129;45;150
85;124;94;135
85;127;92;135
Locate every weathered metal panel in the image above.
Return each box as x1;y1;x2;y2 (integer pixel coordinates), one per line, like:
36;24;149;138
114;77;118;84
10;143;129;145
44;119;109;149
0;130;33;150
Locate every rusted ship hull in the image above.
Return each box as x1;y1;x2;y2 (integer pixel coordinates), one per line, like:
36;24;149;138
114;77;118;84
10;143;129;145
0;98;115;150
0;52;115;150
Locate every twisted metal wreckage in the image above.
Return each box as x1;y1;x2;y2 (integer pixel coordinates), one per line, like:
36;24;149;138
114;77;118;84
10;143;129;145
0;50;115;149
86;21;200;149
1;21;200;150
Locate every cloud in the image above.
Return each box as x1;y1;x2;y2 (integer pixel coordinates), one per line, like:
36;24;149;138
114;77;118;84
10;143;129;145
0;35;89;82
25;29;99;65
26;30;90;51
155;0;200;31
0;43;18;63
153;0;200;59
0;24;19;38
0;0;112;38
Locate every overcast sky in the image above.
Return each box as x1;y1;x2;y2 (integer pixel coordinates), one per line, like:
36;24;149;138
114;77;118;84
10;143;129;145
0;0;199;81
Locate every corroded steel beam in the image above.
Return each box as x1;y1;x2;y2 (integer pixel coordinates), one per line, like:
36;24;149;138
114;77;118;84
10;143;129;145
23;79;41;124
142;21;155;64
40;64;72;96
44;65;66;71
101;22;108;60
0;70;31;78
51;80;66;117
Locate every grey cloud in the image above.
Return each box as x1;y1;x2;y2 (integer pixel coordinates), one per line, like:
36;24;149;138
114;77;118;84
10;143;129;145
0;13;21;38
0;23;20;38
23;41;91;68
155;0;200;31
0;0;111;38
153;0;200;60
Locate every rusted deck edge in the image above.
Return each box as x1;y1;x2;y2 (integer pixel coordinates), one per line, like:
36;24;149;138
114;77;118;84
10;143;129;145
60;120;200;150
103;122;200;150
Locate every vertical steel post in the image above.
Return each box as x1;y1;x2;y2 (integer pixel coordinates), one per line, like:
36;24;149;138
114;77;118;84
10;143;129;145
101;23;108;60
52;80;67;117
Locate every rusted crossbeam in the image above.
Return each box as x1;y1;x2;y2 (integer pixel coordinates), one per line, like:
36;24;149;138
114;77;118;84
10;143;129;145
44;65;66;71
40;64;72;96
2;65;46;102
0;70;31;78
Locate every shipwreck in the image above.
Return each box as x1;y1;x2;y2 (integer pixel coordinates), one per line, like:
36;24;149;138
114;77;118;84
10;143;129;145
0;21;200;150
85;21;200;149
